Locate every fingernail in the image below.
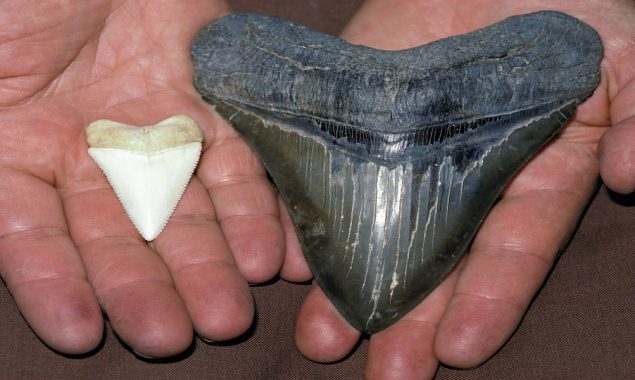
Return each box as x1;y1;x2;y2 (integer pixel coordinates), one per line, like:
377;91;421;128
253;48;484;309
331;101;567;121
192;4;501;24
133;351;157;360
198;335;215;344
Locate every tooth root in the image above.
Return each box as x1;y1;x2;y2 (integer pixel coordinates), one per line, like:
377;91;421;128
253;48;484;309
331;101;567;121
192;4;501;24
191;12;602;332
86;115;203;241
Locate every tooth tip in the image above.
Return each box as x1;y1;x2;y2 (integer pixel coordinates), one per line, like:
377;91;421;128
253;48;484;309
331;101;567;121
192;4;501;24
139;230;160;241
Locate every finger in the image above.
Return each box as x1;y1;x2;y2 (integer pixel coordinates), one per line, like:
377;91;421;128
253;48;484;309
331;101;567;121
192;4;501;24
0;168;102;354
435;193;556;367
198;125;285;283
365;262;461;380
278;196;312;282
151;177;254;341
599;117;635;193
599;73;635;193
62;174;192;358
435;143;599;367
295;284;361;362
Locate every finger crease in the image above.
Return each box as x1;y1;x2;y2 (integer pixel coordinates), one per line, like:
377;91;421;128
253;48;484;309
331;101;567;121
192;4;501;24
475;245;553;268
401;316;441;330
75;234;143;252
0;225;68;244
206;175;271;191
8;274;87;291
171;258;235;278
454;291;526;312
219;213;278;224
169;213;216;226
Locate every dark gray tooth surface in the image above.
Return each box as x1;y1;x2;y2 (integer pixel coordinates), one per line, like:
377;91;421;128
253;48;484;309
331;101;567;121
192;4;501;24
191;11;602;333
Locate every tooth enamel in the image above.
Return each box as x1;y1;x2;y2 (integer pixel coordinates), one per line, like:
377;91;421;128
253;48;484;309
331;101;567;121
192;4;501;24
86;114;203;241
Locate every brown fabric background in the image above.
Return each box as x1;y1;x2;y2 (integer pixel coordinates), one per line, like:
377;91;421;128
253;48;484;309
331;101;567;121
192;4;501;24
1;1;633;379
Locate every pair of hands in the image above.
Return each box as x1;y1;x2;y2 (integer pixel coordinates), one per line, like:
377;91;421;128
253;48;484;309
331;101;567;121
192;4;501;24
0;0;633;379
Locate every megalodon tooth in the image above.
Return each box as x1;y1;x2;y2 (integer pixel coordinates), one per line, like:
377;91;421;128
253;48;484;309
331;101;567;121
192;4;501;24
86;114;203;241
191;11;602;333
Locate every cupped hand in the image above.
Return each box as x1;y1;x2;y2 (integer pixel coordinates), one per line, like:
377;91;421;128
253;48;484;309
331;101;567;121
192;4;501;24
0;0;288;357
284;0;635;378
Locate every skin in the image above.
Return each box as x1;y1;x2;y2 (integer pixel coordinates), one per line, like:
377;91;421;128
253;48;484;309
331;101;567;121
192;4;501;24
290;0;635;379
0;0;634;378
0;0;290;357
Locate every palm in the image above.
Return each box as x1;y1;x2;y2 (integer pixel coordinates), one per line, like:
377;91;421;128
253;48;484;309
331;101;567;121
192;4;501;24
0;0;287;357
292;1;635;378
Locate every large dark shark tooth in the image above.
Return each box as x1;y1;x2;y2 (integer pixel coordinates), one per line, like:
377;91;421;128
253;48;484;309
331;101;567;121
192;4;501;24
191;11;602;333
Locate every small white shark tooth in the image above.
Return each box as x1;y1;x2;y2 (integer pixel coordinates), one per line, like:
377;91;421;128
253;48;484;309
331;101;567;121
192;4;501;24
86;114;204;241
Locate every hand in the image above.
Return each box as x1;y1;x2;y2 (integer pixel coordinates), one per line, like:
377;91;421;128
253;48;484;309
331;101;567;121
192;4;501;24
0;0;288;357
284;1;635;378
